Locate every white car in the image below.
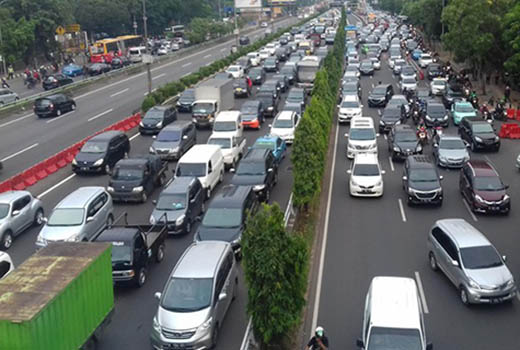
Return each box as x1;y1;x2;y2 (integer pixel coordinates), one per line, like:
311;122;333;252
348;153;385;197
430;78;447;95
261;21;268;28
338;95;363;123
269;110;300;144
259;49;271;60
226;65;244;79
345;65;360;78
400;77;417;91
0;251;14;279
345;117;378;159
348;58;360;69
265;43;277;55
247;52;260;66
171;43;180;51
157;46;168;56
342;70;359;84
418;53;433;68
369;57;381;70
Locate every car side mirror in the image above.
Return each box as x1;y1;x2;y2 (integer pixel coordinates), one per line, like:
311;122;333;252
42;217;48;223
356;339;365;348
182;135;188;140
230;168;236;173
11;210;20;217
426;342;433;350
505;184;509;189
451;259;459;267
267;168;273;173
152;199;157;204
381;170;386;175
346;169;352;174
86;217;94;223
344;133;349;137
402;176;407;181
502;255;507;262
154;292;162;300
439;175;444;180
152;135;157;139
218;292;227;301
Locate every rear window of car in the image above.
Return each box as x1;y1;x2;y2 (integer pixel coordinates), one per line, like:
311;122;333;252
35;99;52;107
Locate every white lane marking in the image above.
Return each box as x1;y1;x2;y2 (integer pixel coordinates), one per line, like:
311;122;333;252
378;109;382;116
462;198;478;222
143;88;157;96
181;62;192;68
414;272;429;314
38;174;76;198
388;156;395;171
110;88;129;98
1;143;39;162
370;75;373;79
398;198;407;222
152;73;166;80
87;108;113;122
220;48;227;52
0;113;34;129
371;83;374;88
181;72;192;78
240;318;253;350
311;116;340;332
46;111;75;124
204;54;211;59
383;133;387;140
129;132;140;141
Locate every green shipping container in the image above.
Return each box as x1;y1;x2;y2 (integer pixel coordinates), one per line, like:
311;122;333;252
0;243;114;350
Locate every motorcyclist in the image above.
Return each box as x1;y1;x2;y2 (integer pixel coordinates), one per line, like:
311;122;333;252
480;103;490;115
306;326;329;350
1;77;9;89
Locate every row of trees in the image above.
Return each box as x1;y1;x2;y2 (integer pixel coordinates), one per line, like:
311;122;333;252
375;0;520;87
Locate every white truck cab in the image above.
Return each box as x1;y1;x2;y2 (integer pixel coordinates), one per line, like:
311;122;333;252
212;111;243;139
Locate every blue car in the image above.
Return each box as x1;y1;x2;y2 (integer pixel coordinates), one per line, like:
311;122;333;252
62;64;83;77
251;135;287;165
411;49;423;61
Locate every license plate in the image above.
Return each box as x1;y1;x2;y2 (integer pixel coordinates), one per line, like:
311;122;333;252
81;167;88;171
361;190;372;194
490;297;502;304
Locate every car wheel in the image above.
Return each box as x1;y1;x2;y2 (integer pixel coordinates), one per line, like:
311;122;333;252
185;220;192;234
265;189;271;202
210;324;219;349
429;252;438;271
274;172;278;185
56;109;62;117
206;187;212;200
104;164;111;175
106;214;114;227
470;142;476;152
71;103;76;111
156;244;165;263
1;231;13;250
460;286;470;305
232;277;238;301
33;208;44;226
219;170;224;183
136;267;147;287
141;191;148;203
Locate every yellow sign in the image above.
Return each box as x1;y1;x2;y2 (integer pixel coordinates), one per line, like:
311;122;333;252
66;24;81;33
56;26;66;35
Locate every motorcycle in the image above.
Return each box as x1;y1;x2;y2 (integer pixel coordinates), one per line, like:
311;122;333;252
470;96;479;109
412;107;421;125
493;107;507;121
417;127;428;146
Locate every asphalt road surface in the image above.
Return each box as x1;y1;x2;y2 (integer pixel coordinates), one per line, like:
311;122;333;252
312;14;520;350
0;17;296;182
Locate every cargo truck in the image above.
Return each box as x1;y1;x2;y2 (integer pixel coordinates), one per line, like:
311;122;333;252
192;77;234;128
0;242;114;350
297;56;322;92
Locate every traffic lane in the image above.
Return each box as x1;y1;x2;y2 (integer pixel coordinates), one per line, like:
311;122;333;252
0;18;298;180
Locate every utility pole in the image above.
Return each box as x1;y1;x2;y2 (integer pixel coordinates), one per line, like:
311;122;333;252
133;15;138;36
0;0;8;76
441;0;446;36
218;0;222;21
142;0;152;95
234;4;239;46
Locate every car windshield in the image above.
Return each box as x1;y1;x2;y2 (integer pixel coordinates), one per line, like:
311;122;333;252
113;168;143;181
241;104;258;114
403;78;416;84
203;207;242;228
214;121;236;132
373;87;387;95
432;80;445;86
35;99;52;107
389;97;407;106
440;139;465;149
350;129;375;140
157;130;181;142
341;101;360;108
176;163;206;177
421;55;432;60
455;104;474;113
402;67;415;74
347;66;358;72
236;161;265;175
208;138;231;149
193;103;215;114
281;67;294;74
161;277;213;312
143;110;164;121
253;141;275;151
409;169;438;182
250;69;262;77
179;92;194;101
111;243;133;263
227;66;239;72
384;109;401;118
81;141;107;153
460;245;503;269
353;164;379;176
47;208;84;226
367;327;422;350
473;176;504;191
273;118;293;128
428;105;446;115
265;58;276;64
343;84;357;92
361;62;372;68
417;90;429;98
156;193;186;210
395;132;417;142
472;124;494;133
0;204;9;220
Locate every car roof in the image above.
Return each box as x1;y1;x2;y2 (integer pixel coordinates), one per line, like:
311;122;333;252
0;191;32;204
148;106;169;112
88;130;123;142
180;144;221;163
256;135;280;143
407;155;434;169
466;160;498;177
242;100;261;107
210;185;252;208
173;241;229;278
342;95;359;102
354;152;378;164
351;117;374;128
162;176;198;194
369;276;422;330
435;219;491;248
162;120;192;131
57;187;105;208
96;227;139;243
243;148;270;161
275;110;296;120
464;116;487;125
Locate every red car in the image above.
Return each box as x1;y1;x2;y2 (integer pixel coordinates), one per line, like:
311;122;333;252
459;160;510;214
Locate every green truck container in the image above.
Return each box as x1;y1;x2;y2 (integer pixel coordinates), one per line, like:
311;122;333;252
0;243;114;350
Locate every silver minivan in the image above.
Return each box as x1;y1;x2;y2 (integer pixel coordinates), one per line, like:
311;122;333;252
0;88;19;106
151;241;238;349
427;218;516;305
36;187;113;248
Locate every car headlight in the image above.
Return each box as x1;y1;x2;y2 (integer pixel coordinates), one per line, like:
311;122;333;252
200;317;213;331
393;146;401;152
374;180;383;187
156;121;163;128
439;155;448;162
474;194;484;203
395;120;401;125
253;184;266;191
192;118;197;123
475;136;483;142
267;106;274;111
139;121;144;127
494;136;500;141
176;101;181;106
170;147;179;153
107;186;114;192
150;215;156;225
149;146;155;153
153;317;161;332
93;158;104;166
507;279;515;287
66;235;80;242
350;178;359;187
463;155;470;162
425;115;432;121
176;214;185;225
468;278;481;290
379;120;385;125
443;115;449;120
503;194;510;201
72;158;77;165
132;186;144;192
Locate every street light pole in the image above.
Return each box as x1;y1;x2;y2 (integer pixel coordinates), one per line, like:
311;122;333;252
234;5;239;46
0;0;9;76
441;0;446;37
143;0;152;95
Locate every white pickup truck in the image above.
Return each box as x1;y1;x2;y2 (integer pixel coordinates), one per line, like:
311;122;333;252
207;134;246;169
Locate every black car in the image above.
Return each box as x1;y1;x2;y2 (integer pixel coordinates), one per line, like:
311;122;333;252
341;81;362;99
235;57;252;73
139;105;177;135
111;56;130;69
240;100;265;129
257;92;278;118
88;63;111;76
286;87;306;109
442;85;465;109
275;47;288;61
239;36;250;46
279;64;296;84
368;84;393;107
280;37;289;46
194;185;259;255
263;57;279;72
379;106;406;133
359;60;374;75
458;117;500;152
272;74;289;92
73;131;130;174
34;94;76;118
249;67;266;85
402;155;443;206
150;121;197;160
176;88;195;112
259;80;281;101
423;102;449;127
388;124;423;161
427;64;443;80
230;149;278;202
233;79;251;98
42;74;73;90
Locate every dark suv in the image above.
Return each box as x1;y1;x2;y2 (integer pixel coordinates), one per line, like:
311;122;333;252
388;125;422;160
379;106;406;133
402;156;443;206
458;117;500;152
230;149;278;202
459;160;510;214
368;84;393;107
194;185;259;255
442;85;465;108
73;131;130;174
427;64;443;80
139;106;177;135
423;102;449;127
34;94;76;118
257;92;278;118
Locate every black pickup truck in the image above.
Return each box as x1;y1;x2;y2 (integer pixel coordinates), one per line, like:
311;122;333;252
107;155;167;203
95;213;167;287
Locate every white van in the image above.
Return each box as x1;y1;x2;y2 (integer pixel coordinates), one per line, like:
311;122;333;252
213;111;243;139
129;46;147;63
345;117;378;159
357;276;432;350
269;110;300;144
0;251;14;280
338;95;363;123
175;144;225;199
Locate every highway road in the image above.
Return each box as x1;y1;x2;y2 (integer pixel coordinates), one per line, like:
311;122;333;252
0;17;297;182
311;14;520;350
5;52;301;349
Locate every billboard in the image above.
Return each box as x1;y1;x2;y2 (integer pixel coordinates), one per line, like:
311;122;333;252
235;0;261;8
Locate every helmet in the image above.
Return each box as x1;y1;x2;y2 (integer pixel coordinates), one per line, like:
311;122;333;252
315;326;324;337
